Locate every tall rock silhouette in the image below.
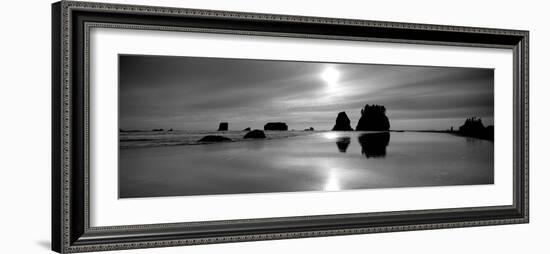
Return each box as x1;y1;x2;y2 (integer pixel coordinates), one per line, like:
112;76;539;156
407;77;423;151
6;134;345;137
332;111;353;131
355;104;390;131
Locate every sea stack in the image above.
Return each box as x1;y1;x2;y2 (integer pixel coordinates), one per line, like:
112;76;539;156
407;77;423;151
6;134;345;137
332;111;353;131
264;122;288;131
355;104;390;131
218;122;228;131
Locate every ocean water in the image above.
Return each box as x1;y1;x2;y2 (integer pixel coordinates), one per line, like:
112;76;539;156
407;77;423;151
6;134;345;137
119;130;311;148
119;131;494;198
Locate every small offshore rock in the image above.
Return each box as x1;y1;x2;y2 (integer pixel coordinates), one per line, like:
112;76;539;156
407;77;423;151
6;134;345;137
198;135;231;142
264;122;288;131
244;129;266;139
218;122;228;131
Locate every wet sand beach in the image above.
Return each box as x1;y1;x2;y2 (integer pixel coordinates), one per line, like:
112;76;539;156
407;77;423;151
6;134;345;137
119;131;493;198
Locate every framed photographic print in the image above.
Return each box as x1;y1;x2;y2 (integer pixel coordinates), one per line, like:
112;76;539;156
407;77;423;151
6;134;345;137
52;1;529;253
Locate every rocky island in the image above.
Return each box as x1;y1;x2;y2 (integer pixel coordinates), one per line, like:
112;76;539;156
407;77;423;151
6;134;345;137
356;104;390;131
332;111;354;131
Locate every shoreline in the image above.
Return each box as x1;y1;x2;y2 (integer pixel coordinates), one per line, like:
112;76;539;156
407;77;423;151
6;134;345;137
391;130;493;141
120;129;492;149
119;130;319;149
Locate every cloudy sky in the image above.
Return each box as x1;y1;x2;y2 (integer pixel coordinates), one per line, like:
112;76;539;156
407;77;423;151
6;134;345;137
119;55;494;131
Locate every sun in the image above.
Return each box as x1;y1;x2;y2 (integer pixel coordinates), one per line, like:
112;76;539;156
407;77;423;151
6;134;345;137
321;67;340;86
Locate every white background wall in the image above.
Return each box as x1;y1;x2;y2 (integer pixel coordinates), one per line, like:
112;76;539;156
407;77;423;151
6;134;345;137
0;0;547;253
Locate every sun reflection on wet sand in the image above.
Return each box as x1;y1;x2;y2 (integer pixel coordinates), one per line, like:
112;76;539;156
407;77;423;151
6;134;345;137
323;132;339;140
324;169;341;191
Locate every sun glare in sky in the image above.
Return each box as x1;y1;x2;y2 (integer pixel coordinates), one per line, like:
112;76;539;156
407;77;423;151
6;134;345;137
321;67;340;87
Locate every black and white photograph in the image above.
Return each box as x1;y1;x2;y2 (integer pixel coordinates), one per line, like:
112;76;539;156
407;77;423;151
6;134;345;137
118;55;494;198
